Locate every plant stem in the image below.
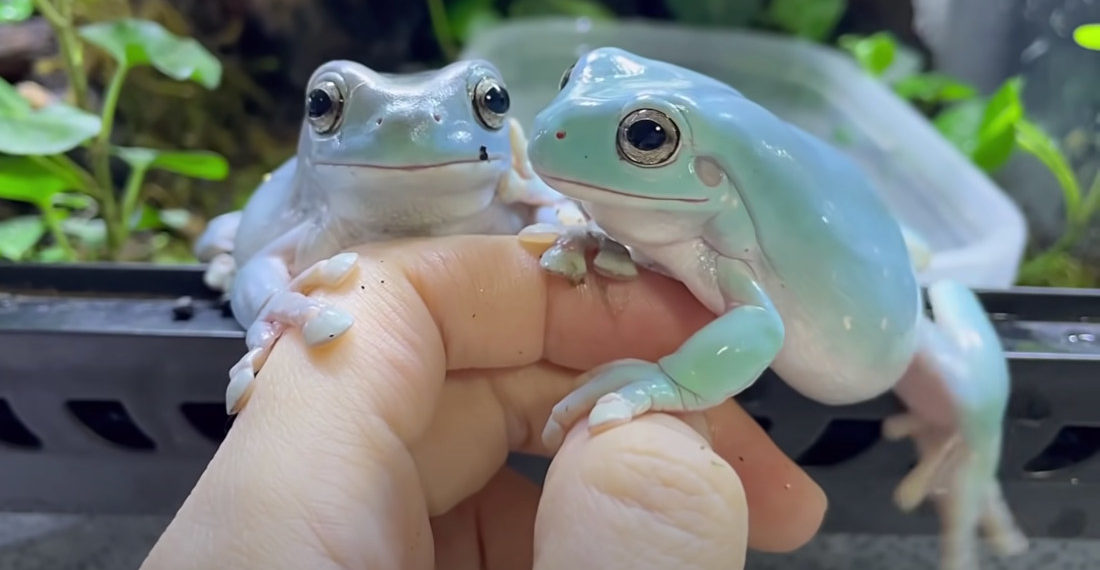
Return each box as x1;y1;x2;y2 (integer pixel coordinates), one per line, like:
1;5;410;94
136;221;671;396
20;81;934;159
119;165;149;239
91;64;129;258
425;0;457;60
37;201;76;260
32;0;88;109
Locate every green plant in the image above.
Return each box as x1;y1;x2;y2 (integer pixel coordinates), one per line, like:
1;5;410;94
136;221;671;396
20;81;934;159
840;32;1100;288
0;1;227;262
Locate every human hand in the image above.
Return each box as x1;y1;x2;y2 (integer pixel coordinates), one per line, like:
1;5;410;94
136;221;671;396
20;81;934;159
142;236;826;570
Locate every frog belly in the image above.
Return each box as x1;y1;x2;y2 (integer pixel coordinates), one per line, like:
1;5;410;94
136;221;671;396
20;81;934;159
765;276;918;405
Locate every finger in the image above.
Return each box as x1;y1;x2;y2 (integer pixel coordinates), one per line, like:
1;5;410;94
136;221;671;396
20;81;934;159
533;415;748;570
364;234;714;372
430;467;539;570
412;363;829;546
704;400;828;551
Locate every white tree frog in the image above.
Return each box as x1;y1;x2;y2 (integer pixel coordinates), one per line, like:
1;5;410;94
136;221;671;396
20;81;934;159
521;48;1027;570
193;58;598;415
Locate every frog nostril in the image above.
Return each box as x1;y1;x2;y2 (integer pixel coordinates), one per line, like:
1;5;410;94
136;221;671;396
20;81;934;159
478;146;489;161
433;113;442;123
375;117;383;126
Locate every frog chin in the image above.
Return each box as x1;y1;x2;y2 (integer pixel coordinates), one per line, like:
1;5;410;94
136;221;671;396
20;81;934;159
535;172;712;209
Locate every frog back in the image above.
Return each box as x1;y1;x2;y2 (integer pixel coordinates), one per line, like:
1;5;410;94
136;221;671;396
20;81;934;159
698;89;921;393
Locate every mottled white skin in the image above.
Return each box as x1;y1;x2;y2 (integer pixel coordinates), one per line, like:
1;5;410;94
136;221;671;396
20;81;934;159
193;59;590;414
525;47;1027;570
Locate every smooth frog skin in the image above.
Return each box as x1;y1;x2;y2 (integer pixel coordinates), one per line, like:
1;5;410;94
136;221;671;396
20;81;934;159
194;58;589;415
523;47;1027;570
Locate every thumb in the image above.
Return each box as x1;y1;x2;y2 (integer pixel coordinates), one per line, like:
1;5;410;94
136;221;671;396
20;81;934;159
533;415;748;570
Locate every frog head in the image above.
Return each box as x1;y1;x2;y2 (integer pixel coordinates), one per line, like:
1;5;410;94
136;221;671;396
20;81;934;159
298;59;515;200
529;47;759;216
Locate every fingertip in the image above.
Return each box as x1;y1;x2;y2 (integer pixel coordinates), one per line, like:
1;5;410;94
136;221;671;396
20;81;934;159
535;415;748;570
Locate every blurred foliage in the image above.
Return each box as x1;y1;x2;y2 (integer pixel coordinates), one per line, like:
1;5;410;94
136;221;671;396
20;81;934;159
840;31;1100;287
0;1;231;262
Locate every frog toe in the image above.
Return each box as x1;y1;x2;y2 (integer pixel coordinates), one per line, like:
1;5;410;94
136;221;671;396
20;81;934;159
226;347;263;414
302;306;354;346
592;240;638;280
539;244;588;284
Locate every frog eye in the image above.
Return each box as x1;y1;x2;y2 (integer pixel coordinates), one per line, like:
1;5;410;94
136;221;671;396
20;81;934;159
558;63;575;90
306;80;344;134
473;77;510;130
617;108;680;167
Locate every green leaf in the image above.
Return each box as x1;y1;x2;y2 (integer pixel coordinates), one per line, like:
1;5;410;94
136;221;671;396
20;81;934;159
131;203;162;231
62;217;107;246
969;77;1024;171
893;72;977;103
838;32;896;76
1015;118;1082;218
0;76;29;113
508;0;615;20
933;99;985;158
115;147;229;180
1073;23;1100;51
0;78;102;155
665;0;764;27
763;0;846;41
78;18;222;88
34;244;71;262
0;0;33;23
449;0;501;42
0;215;46;260
0;156;75;203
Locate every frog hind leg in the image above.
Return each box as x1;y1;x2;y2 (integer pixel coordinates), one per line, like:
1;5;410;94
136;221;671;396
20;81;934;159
887;279;1027;570
225;249;359;415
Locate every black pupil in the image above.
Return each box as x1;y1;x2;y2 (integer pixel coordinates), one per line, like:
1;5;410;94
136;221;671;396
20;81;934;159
307;89;332;118
625;119;666;151
483;86;509;114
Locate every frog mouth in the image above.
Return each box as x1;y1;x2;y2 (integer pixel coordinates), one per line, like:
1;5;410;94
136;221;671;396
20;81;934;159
314;155;504;171
537;172;710;204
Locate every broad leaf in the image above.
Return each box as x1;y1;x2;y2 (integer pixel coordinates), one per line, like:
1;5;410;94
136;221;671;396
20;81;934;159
1073;23;1100;51
838;32;896;76
78;18;222;89
0;215;45;260
763;0;846;41
0;76;31;114
893;73;977;103
115;146;229;180
1015;118;1081;217
971;77;1024;171
0;0;33;23
665;0;764;27
0;156;75;203
0;103;102;155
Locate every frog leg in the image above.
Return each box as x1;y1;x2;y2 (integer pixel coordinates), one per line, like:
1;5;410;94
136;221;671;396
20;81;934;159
518;222;638;284
886;279;1027;569
542;257;784;449
225;236;359;414
194;210;243;292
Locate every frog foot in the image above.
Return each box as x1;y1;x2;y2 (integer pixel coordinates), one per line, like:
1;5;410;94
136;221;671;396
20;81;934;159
888;280;1028;569
203;252;237;292
542;358;694;450
518;223;637;285
884;413;1027;569
224;252;359;414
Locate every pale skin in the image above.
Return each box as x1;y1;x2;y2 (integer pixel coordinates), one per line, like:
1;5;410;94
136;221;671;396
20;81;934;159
142;236;826;570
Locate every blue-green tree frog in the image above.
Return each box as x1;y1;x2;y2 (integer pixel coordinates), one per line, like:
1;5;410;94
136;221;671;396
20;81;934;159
520;47;1027;570
192;58;599;415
